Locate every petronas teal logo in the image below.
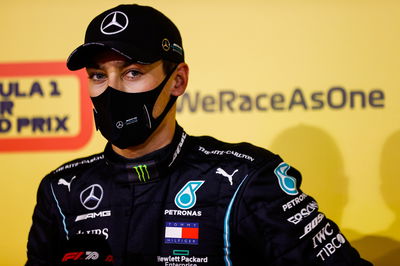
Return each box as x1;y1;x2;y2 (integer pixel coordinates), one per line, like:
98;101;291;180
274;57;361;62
274;162;298;195
174;181;204;209
133;165;150;182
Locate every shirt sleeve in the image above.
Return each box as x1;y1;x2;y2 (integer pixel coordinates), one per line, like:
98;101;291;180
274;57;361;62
230;159;372;265
26;176;62;266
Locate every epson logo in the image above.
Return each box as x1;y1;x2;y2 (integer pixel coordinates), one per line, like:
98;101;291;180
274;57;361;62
75;210;111;222
287;201;318;224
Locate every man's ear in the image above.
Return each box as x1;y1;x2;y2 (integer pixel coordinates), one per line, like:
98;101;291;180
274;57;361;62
170;63;189;96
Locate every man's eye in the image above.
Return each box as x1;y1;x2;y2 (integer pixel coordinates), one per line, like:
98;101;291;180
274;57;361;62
88;72;106;81
125;70;142;79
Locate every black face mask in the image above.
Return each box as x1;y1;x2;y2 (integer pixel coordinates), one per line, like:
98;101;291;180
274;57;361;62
90;70;177;149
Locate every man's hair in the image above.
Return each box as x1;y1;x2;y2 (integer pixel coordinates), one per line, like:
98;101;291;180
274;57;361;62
162;60;178;75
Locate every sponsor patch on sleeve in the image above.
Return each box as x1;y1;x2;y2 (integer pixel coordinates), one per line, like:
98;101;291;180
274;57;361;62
274;162;299;195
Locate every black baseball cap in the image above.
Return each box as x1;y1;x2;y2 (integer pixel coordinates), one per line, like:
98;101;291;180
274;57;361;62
67;4;184;70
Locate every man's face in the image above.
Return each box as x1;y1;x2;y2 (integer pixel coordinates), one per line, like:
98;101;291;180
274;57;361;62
86;51;166;97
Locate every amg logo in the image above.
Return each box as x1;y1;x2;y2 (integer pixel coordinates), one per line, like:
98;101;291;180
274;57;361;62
75;210;111;222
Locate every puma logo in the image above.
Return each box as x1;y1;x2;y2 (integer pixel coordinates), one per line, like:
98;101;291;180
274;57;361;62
58;176;76;192
216;168;238;186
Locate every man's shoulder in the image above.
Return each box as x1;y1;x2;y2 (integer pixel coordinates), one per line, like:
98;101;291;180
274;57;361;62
186;134;278;165
46;152;105;179
35;152;105;198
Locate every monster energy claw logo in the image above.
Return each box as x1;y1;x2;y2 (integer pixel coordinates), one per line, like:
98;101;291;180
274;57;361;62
133;165;150;182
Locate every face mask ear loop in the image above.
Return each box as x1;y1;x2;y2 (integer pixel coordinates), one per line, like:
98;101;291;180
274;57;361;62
93;108;100;131
149;63;180;122
143;104;152;129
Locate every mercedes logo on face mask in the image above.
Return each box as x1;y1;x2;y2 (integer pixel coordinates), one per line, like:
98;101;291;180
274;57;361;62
100;11;129;35
80;184;104;210
116;121;124;129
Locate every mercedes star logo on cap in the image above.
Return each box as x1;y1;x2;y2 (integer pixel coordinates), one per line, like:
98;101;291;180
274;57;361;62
100;11;129;35
162;38;171;51
80;184;104;210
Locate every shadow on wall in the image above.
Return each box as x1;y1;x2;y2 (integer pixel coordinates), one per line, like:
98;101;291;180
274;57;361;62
350;130;400;266
269;124;400;265
269;124;347;225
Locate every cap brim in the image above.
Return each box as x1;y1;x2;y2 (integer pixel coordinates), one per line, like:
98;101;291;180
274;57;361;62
66;42;161;70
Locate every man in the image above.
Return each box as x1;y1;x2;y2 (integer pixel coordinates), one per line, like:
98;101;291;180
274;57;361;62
27;4;371;266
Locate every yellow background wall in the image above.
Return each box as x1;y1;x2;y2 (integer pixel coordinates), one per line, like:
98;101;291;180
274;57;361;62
0;0;399;265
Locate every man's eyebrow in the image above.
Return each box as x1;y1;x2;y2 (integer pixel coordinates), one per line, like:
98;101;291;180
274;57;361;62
86;61;141;69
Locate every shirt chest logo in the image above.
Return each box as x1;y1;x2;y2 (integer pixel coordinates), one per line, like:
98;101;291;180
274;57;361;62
164;222;199;245
174;181;204;210
215;168;238;186
80;184;104;210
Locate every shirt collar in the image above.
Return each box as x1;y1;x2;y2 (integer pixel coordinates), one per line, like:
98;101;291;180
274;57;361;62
103;124;187;183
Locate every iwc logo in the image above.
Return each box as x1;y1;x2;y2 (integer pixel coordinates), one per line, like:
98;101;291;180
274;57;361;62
100;11;129;35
